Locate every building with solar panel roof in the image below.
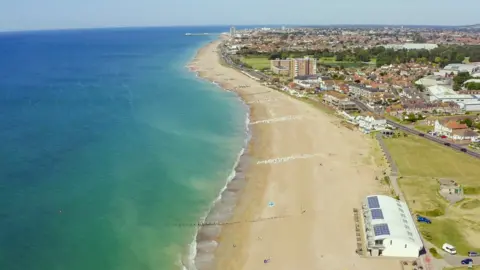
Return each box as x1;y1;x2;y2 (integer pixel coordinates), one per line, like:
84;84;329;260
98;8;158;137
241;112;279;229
362;195;423;258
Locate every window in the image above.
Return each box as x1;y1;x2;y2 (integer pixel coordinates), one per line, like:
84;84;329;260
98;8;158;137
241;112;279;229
407;231;413;237
401;213;406;218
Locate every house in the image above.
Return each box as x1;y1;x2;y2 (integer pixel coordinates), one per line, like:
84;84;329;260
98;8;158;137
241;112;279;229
434;118;479;141
355;112;387;133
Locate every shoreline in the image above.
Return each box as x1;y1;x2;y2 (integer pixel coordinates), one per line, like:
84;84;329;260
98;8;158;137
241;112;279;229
183;40;255;270
186;39;402;270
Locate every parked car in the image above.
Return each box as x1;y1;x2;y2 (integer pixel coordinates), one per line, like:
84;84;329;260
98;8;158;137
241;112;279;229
461;148;467;152
461;258;473;265
444;143;451;146
442;243;457;255
417;215;432;224
441;135;447;139
469;251;479;257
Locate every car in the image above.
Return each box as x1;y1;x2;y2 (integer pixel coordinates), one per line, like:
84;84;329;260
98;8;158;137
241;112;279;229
441;135;447;139
442;243;457;255
444;143;451;146
461;258;473;265
461;148;467;152
417;215;432;224
418;133;425;137
469;251;479;257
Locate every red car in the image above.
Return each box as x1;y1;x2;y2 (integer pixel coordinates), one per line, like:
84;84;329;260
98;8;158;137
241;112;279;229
441;135;447;139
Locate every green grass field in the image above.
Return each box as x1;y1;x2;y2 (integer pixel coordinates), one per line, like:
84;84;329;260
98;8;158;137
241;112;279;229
383;136;480;183
383;136;480;255
240;56;270;70
414;125;434;133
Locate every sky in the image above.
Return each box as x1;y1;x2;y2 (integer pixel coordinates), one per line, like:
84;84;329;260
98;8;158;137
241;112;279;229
1;0;479;31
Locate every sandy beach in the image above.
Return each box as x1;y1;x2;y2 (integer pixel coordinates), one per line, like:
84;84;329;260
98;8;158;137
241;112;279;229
190;40;402;270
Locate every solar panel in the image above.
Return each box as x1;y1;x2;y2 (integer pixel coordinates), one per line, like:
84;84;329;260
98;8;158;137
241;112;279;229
373;224;391;236
371;209;384;219
367;196;380;209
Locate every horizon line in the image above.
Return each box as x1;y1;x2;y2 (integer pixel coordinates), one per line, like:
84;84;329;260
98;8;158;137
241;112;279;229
1;22;478;34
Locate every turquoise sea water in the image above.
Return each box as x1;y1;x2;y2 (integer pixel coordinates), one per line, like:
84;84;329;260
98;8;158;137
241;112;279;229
0;27;247;269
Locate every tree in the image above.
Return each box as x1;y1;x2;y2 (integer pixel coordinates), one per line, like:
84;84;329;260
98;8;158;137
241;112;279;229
460;118;473;128
453;72;472;90
465;82;480;90
406;113;417;122
414;84;426;92
335;52;345;62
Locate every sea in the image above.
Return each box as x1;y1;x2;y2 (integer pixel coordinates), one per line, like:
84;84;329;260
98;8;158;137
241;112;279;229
0;27;249;270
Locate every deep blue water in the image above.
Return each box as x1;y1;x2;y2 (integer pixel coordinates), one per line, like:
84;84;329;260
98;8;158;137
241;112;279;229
0;27;247;270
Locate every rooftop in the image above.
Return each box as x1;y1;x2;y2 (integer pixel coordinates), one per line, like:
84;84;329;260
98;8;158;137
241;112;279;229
365;195;423;247
324;90;348;99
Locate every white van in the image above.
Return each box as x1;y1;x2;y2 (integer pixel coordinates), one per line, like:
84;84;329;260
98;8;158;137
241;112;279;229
442;243;457;255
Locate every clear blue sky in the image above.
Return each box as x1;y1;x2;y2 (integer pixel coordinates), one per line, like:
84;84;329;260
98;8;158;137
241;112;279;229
2;0;479;31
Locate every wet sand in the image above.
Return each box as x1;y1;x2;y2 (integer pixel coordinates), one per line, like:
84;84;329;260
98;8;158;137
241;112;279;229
190;39;402;270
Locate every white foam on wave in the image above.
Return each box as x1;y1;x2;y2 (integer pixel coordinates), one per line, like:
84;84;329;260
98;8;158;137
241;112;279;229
181;93;251;270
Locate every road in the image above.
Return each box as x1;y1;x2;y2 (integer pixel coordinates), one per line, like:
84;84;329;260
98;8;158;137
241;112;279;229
219;43;271;81
352;99;480;159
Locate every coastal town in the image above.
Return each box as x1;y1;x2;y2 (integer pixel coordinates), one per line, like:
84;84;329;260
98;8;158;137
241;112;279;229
224;26;480;150
208;25;480;270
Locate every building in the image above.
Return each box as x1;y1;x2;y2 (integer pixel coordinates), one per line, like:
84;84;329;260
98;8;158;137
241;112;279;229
435;63;480;76
271;59;292;76
362;195;423;258
322;90;358;112
427;85;480;112
323;90;348;107
293;57;317;77
381;43;438;51
434;118;479;141
270;57;317;78
386;99;462;116
438;179;464;204
229;26;236;36
349;84;384;100
293;75;321;89
438;179;462;194
415;75;452;87
355;113;387;133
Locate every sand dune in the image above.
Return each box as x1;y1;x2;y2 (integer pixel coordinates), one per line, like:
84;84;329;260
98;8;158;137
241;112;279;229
193;40;401;270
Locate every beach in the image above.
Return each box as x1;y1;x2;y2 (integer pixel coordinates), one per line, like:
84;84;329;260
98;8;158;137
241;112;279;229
190;40;402;270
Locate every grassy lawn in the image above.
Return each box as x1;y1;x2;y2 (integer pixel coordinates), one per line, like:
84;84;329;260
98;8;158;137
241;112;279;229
383;136;480;183
240;56;270;70
414;124;433;133
460;198;480;210
383;136;480;255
